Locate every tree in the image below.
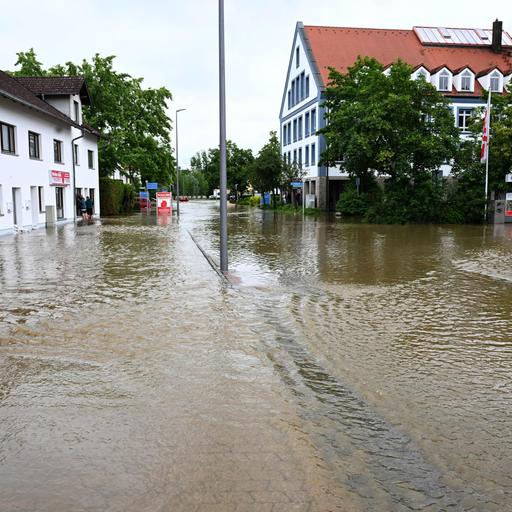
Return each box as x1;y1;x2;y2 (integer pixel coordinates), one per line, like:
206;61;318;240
250;131;287;198
12;50;174;186
190;141;254;196
320;57;460;222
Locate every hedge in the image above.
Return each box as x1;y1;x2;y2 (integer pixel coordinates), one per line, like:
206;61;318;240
99;178;135;216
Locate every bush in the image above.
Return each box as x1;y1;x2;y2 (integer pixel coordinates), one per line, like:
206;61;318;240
336;185;370;216
99;178;135;216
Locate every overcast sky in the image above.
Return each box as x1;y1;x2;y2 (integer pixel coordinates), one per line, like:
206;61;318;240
1;0;511;168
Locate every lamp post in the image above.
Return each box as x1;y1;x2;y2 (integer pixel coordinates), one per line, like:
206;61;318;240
219;0;228;272
175;108;186;217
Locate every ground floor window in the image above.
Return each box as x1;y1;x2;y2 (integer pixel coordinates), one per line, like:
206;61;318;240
311;180;316;195
0;184;3;215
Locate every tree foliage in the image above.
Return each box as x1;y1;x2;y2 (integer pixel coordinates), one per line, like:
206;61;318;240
12;49;174;186
321;57;463;223
190;141;254;195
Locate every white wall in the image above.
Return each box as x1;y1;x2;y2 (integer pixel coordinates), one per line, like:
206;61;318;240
0;98;99;235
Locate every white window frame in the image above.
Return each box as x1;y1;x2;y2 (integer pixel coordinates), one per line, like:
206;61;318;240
438;70;451;91
490;71;502;92
459;70;473;92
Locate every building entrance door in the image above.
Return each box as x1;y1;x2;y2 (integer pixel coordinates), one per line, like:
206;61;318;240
55;187;64;219
12;187;22;227
30;186;39;226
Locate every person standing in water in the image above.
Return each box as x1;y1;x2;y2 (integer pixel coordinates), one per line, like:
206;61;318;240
85;196;93;220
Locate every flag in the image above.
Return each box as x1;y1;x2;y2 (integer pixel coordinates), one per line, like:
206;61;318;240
480;89;491;164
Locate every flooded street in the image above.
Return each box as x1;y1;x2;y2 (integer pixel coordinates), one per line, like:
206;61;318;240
1;201;511;511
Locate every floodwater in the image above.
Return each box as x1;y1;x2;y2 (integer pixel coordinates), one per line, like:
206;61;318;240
1;201;511;511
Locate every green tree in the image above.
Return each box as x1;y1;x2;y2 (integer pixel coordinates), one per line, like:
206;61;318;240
320;57;460;222
250;131;287;200
12;50;174;186
190;141;254;196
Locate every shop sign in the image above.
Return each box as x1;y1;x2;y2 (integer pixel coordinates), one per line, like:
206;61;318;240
49;170;70;186
506;193;512;217
156;192;172;215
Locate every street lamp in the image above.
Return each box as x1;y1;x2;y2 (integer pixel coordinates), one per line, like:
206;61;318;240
175;108;186;217
219;0;228;272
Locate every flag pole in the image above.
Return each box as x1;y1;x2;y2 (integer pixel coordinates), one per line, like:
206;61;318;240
483;87;491;223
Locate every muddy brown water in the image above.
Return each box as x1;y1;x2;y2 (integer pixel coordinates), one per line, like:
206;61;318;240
1;201;511;511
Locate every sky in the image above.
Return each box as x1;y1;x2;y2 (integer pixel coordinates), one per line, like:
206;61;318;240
1;0;511;168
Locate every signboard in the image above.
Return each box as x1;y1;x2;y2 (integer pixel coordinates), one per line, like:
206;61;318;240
156;192;172;215
49;170;70;186
290;182;303;188
139;191;149;199
506;193;512;217
146;182;158;190
506;174;512;183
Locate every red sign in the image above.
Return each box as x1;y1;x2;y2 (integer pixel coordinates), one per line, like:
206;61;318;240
49;170;70;186
156;192;172;215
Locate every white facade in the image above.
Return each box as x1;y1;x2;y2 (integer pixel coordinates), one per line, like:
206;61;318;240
279;22;509;209
279;24;342;208
0;93;99;235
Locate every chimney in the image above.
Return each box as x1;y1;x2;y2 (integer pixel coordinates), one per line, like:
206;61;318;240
492;19;503;53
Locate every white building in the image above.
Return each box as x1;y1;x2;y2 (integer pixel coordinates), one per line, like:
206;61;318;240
280;20;512;210
0;72;100;235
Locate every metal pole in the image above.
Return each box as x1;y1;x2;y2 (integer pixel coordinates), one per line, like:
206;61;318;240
71;130;85;223
175;108;186;217
219;0;228;272
484;88;491;223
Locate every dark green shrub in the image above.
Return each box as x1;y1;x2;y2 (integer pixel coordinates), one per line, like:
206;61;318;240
100;178;135;216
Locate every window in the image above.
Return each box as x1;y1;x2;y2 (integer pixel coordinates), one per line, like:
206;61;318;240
305;145;309;166
73;144;80;165
298;148;302;165
0;184;3;215
457;108;473;132
490;71;501;92
311;143;316;166
460;71;472;91
38;186;45;213
306;76;310;98
416;69;428;80
293;119;297;142
288;151;291;163
283;125;287;146
300;72;305;100
28;131;40;159
298;116;303;140
305;112;310;137
287;122;291;145
54;139;63;163
88;150;95;169
311;109;317;134
311;180;316;195
74;100;80;122
296;47;300;68
1;122;16;154
293;149;297;163
291;80;295;106
288;90;291;109
439;71;450;91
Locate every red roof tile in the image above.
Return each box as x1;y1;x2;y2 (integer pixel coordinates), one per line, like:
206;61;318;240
303;25;512;94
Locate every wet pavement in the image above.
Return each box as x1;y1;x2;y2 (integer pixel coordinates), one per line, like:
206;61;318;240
1;201;511;511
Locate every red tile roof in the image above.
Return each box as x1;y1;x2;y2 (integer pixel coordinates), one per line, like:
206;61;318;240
303;25;512;94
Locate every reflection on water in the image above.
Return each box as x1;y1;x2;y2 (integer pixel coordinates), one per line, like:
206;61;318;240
1;202;511;511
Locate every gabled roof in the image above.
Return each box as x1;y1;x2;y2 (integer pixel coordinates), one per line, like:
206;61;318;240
302;24;512;96
0;70;98;136
14;76;91;105
0;70;81;128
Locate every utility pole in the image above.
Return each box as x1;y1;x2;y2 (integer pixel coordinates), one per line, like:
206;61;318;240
175;108;186;218
219;0;228;272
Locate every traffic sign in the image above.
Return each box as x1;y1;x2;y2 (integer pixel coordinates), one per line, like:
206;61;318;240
146;182;158;190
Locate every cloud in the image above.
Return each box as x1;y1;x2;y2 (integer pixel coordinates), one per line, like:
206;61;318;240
1;0;511;167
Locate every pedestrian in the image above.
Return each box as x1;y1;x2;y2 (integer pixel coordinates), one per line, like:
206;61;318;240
80;196;87;220
76;194;83;216
85;196;93;220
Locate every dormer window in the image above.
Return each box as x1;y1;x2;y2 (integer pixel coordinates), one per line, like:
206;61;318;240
439;70;450;91
490;71;501;92
413;67;430;81
461;70;472;91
